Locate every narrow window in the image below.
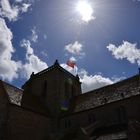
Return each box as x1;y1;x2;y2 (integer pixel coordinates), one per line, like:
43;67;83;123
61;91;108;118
64;120;67;128
64;120;71;128
64;82;70;98
42;80;47;97
117;106;127;123
65;82;68;95
71;85;75;97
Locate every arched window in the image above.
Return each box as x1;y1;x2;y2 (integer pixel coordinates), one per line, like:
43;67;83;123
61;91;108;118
64;82;69;98
65;82;76;99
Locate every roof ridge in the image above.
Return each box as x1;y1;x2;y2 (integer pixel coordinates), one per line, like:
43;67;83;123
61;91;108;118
35;62;78;79
0;79;23;91
80;74;139;95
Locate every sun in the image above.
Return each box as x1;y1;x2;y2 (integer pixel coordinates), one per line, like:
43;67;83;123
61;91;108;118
76;1;95;23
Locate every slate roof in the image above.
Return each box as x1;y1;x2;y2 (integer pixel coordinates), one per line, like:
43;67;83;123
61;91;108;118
1;80;23;106
74;74;140;112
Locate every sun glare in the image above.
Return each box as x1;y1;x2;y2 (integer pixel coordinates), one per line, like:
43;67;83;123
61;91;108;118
76;1;95;23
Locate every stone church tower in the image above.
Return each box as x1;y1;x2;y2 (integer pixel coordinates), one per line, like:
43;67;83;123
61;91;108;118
21;60;81;117
0;60;140;139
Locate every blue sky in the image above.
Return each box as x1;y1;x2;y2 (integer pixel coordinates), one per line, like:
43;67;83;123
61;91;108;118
0;0;140;93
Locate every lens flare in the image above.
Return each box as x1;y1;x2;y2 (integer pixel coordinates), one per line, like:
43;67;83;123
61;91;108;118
76;1;95;22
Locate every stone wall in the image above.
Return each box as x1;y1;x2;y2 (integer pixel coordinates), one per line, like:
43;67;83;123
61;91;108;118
60;94;140;139
7;104;51;140
0;81;9;140
22;64;81;117
75;74;140;112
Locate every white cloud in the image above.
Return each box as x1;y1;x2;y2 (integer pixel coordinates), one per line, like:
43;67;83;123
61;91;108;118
20;39;33;55
15;0;23;2
69;56;77;62
0;0;31;21
0;0;34;81
111;75;126;83
81;75;113;93
0;0;19;21
79;69;114;93
107;41;140;66
65;41;85;57
30;27;38;43
41;51;47;57
0;18;21;81
20;39;48;79
61;64;78;76
61;56;78;75
61;61;114;93
21;3;31;13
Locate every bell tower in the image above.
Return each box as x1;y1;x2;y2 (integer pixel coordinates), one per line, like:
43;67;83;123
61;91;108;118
21;60;81;117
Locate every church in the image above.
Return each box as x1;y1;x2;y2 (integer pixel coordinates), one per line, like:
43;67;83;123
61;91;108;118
0;60;140;140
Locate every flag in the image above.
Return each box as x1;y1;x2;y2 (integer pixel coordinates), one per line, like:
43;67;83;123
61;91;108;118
66;60;76;68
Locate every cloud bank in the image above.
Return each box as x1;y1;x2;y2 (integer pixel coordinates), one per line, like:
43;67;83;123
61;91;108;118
0;0;41;81
107;41;140;66
0;0;31;21
61;63;115;93
0;18;21;81
20;39;48;79
79;69;114;93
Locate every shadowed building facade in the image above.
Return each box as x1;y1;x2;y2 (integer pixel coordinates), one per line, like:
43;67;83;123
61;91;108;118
0;60;140;140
